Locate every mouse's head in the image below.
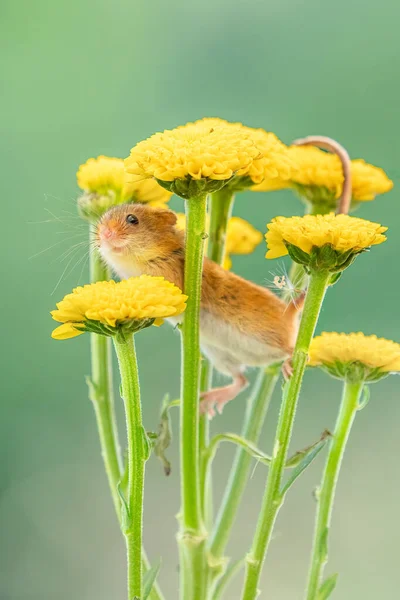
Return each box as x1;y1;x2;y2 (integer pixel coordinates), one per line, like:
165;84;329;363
97;202;180;264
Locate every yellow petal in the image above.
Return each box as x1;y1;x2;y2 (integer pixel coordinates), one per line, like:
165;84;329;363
51;323;85;340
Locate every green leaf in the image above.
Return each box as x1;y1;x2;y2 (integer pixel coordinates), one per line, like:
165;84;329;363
285;430;331;468
329;271;342;286
317;573;338;599
153;395;180;475
142;426;151;461
281;432;330;497
318;527;329;564
117;482;132;532
357;384;370;411
207;433;273;468
142;560;161;600
85;375;98;403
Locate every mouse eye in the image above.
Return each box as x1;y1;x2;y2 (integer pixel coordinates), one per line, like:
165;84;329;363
126;214;139;225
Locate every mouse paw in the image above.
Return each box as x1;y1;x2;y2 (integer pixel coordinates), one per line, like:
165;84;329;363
199;375;248;419
282;358;293;380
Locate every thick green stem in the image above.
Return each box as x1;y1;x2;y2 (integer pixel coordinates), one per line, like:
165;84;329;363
179;195;208;599
88;233;122;519
241;269;330;600
304;379;363;600
114;333;146;600
200;188;235;528
208;365;280;576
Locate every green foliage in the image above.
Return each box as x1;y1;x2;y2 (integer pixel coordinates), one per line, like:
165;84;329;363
317;573;339;600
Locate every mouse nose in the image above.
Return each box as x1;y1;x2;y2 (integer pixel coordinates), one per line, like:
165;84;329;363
101;226;114;240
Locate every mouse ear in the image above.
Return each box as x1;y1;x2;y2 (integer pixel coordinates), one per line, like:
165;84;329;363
159;209;177;227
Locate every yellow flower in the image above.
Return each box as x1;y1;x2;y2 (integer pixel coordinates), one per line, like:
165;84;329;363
175;213;262;269
51;275;187;339
77;156;171;219
77;156;127;197
225;216;263;255
309;332;400;381
253;146;393;203
125;118;294;199
266;213;387;261
350;159;394;201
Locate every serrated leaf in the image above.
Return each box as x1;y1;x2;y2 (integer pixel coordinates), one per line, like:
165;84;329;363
143;560;161;600
317;573;338;599
281;434;329;497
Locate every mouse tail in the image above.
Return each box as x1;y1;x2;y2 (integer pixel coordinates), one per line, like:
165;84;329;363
285;290;306;322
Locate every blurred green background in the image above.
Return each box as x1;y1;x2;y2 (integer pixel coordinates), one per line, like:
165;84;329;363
1;0;399;598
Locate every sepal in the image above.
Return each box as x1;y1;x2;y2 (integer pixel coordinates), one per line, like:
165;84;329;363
156;176;229;199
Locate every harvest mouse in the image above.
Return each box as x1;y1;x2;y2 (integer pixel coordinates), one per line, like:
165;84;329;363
96;204;304;417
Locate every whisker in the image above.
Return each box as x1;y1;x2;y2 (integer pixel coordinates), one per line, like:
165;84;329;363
50;253;81;296
63;249;90;282
76;249;93;285
56;241;88;264
28;233;84;260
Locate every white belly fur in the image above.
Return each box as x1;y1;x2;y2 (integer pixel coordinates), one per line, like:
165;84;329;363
199;309;286;367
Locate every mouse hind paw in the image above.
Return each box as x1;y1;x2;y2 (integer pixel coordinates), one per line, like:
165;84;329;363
200;374;248;419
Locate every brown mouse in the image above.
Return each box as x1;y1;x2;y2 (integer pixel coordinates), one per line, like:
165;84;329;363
96;203;304;417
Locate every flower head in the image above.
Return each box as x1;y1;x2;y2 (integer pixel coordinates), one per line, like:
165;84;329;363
51;275;187;339
265;213;387;271
125;118;294;199
350;159;393;201
309;332;400;382
252;146;393;210
77;156;171;220
225;216;263;255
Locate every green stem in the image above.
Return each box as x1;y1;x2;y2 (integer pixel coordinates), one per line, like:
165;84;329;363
180;195;208;599
208;187;235;264
208;365;280;576
200;188;235;529
200;362;213;528
114;333;146;600
241;269;331;600
88;232;122;520
304;379;363;600
213;558;245;600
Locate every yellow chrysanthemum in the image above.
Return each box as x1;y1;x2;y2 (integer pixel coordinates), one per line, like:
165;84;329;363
77;156;127;197
350;159;394;201
265;213;387;259
225;217;263;255
51;275;187;340
193;118;294;184
253;147;393;202
125;118;294;199
175;213;262;269
309;332;400;375
77;155;171;205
